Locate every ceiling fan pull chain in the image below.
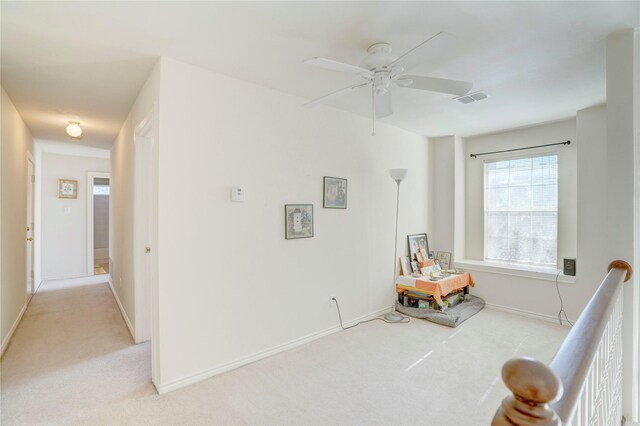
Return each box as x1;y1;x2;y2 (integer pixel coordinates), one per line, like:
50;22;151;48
371;84;376;136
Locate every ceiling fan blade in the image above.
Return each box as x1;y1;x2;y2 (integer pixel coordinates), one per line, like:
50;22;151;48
375;90;393;118
303;82;370;107
396;75;472;96
389;32;446;68
304;57;372;75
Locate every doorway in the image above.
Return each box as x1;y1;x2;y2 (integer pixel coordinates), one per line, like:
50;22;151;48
133;109;158;390
87;172;110;276
26;154;35;294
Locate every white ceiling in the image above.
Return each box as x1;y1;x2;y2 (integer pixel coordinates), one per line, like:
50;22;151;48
2;1;639;149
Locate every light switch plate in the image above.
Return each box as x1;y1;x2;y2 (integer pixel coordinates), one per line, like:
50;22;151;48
231;186;245;202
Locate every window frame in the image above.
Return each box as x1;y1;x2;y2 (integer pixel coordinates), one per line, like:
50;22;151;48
482;151;559;268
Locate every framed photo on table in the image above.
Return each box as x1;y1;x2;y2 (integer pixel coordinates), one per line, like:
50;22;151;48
407;233;429;262
436;251;452;270
285;204;314;239
399;256;411;276
323;176;347;209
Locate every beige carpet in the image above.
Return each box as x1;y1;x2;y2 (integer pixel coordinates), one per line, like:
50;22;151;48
1;277;568;425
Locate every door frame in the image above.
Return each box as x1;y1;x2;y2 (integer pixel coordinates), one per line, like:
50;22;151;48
26;152;35;295
87;171;111;276
133;107;159;390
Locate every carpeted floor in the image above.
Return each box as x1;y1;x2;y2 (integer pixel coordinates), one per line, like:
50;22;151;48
1;277;569;425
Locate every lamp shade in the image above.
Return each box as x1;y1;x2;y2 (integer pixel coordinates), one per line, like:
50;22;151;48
66;122;82;138
389;168;408;182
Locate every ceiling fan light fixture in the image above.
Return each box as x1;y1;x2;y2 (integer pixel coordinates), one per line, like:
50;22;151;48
66;121;82;138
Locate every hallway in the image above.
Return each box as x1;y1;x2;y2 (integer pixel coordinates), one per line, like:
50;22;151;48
0;278;154;424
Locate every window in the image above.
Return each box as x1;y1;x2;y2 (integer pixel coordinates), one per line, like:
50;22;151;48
93;185;110;195
484;154;558;267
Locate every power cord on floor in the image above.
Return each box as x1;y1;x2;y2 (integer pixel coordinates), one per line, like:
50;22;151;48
332;297;409;330
555;271;573;327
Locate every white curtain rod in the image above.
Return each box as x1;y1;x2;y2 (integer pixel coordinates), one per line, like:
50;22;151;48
470;140;571;158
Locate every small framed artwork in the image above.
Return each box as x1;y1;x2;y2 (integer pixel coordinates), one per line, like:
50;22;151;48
58;179;78;199
407;233;429;262
285;204;314;239
399;257;411;276
323;176;347;209
411;261;420;274
436;251;452;270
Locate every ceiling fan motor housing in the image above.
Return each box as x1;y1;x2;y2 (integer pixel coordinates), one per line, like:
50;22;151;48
360;42;395;71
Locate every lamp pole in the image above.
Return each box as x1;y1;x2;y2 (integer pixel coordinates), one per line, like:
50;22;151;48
384;169;407;323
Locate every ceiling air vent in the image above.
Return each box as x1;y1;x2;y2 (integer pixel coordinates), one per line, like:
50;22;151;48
455;91;489;104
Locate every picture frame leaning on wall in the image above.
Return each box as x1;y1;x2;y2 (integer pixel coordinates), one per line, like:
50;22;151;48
407;233;429;262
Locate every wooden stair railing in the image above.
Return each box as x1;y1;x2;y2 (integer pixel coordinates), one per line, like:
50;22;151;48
492;260;632;426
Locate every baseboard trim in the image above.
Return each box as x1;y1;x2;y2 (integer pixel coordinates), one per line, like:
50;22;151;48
485;302;574;326
108;278;135;341
1;294;32;358
156;305;392;394
40;274;109;287
41;272;88;281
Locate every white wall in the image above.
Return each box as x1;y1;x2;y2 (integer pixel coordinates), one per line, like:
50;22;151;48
110;60;160;332
430;136;455;255
155;58;431;389
605;29;638;420
33;140;110;289
464;119;577;266
40;153;110;280
0;87;34;351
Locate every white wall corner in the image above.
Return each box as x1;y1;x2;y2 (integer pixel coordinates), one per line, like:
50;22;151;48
634;27;640;424
453;136;466;261
108;278;135;341
606;28;639;421
430;136;456;254
0;296;31;358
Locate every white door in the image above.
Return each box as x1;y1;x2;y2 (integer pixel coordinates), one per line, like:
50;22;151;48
26;157;35;294
134;119;154;344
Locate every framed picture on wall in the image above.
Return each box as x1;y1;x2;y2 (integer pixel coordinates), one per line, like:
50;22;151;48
58;179;78;199
407;233;429;262
285;204;314;239
323;176;347;209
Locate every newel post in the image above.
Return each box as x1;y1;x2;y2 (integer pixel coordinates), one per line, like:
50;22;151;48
492;357;563;426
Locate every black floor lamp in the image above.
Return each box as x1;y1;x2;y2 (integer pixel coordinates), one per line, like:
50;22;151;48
384;168;408;323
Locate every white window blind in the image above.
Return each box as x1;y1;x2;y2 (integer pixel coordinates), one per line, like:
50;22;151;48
484;154;558;266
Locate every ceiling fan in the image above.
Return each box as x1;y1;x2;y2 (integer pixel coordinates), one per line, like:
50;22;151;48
303;32;473;132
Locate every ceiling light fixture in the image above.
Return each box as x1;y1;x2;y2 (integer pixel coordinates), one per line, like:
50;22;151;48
66;121;82;138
